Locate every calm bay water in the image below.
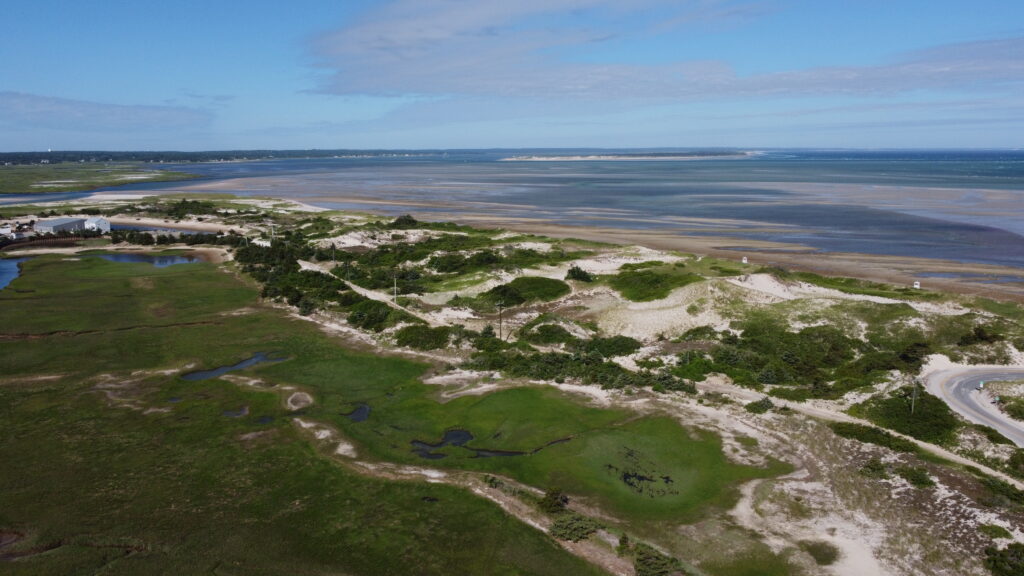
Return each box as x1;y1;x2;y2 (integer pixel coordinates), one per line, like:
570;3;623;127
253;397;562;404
10;149;1024;268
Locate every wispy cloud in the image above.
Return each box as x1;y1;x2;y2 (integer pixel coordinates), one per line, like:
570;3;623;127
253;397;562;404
0;92;213;132
310;0;1024;101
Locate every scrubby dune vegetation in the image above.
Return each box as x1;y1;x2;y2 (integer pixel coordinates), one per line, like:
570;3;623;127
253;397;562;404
4;199;1024;575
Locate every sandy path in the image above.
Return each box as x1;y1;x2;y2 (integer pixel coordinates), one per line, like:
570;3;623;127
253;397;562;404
699;376;1024;489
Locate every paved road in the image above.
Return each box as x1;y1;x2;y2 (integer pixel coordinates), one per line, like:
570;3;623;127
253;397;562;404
925;367;1024;447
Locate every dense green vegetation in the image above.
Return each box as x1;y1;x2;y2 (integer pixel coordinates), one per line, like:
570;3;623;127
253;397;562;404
980;524;1013;539
0;252;792;573
896;465;935;488
798;540;840;566
827;422;919;454
985;543;1024;576
608;267;702;302
851;387;960;445
0;256;602;575
395;325;452;350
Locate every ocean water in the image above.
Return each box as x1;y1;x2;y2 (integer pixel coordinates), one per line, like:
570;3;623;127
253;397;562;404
13;149;1024;269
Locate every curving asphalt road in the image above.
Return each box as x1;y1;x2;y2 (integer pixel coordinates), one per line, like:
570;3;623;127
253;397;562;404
925;368;1024;447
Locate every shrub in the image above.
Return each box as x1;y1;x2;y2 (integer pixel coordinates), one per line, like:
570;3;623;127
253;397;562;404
539;489;568;514
507;276;571;302
986;543;1024;576
609;269;701;302
745;397;774;414
388;214;419;229
346;300;416;332
856;387;959;445
395;325;451;350
521;324;576;345
577;335;642;357
896;466;934;488
549;513;603;542
565;265;594;282
858;457;889;479
632;543;685;576
827;422;919;453
799;540;840;566
980;524;1013;539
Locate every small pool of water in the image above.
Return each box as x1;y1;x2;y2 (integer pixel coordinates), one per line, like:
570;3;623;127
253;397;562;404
0;258;29;291
89;253;200;267
411;429;475;459
181;352;286;381
410;429;551;459
343;403;371;422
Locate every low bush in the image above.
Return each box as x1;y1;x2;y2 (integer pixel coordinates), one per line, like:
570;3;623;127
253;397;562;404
521;324;577;346
827;422;919;453
576;335;642;358
565;265;594;282
896;465;934;488
980;524;1013;539
347;300;418;332
855;387;959;445
799;540;840;566
549;513;603;542
745;397;774;414
858;457;889;478
395;325;451;350
609;269;701;302
985;543;1024;576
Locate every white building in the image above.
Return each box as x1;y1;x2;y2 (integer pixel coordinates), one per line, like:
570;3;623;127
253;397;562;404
84;217;111;233
35;218;85;235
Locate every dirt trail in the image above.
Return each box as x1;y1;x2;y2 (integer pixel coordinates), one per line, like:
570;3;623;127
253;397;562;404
297;259;440;327
699;377;1024;489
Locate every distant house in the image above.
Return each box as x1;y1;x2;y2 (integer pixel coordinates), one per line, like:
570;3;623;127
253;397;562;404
252;238;272;248
35;217;85;235
84;217;111;233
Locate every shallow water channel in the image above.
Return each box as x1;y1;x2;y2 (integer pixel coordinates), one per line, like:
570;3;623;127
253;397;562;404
181;353;286;381
410;429;533;459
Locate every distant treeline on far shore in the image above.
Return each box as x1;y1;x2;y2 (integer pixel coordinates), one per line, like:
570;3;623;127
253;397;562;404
0;149;445;165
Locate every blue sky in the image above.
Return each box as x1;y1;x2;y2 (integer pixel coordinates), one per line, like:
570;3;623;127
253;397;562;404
1;0;1022;150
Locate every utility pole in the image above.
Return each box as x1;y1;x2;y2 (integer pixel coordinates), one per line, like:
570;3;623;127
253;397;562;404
497;300;505;340
910;378;919;415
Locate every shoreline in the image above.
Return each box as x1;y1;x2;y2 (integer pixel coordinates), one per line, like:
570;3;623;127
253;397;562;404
11;188;1024;302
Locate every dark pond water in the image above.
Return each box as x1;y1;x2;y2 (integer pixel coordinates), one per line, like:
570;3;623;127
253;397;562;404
0;258;28;291
343;403;371;423
409;429;563;459
181;352;286;381
90;253;199;267
411;429;475;459
256;415;275;425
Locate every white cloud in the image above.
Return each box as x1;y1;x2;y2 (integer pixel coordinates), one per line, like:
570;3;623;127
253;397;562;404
309;1;1024;101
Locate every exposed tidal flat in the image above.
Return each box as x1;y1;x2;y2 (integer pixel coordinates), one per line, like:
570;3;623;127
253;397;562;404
43;149;1023;299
